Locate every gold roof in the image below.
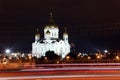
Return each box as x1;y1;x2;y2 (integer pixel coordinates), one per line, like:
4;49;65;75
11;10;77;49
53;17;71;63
45;13;58;28
63;27;68;34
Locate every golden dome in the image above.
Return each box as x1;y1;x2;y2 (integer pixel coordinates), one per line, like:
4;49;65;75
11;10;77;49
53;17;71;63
63;27;68;35
35;34;40;36
45;13;58;28
35;28;40;36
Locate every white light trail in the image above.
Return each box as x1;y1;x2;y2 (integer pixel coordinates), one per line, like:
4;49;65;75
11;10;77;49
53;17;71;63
21;67;120;72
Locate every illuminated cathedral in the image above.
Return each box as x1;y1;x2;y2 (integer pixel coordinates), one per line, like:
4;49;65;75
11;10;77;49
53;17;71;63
32;13;70;59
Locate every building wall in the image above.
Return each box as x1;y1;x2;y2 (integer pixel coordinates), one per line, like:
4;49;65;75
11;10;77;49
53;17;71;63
32;40;70;58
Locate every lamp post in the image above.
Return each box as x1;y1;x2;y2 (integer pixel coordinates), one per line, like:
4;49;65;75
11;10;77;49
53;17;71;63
116;56;119;63
88;56;91;59
104;50;108;53
104;50;110;63
116;56;119;59
88;56;91;63
44;57;47;60
5;49;11;55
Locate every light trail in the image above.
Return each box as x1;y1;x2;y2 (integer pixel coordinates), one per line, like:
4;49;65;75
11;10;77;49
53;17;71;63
1;74;120;80
36;63;120;67
21;67;120;72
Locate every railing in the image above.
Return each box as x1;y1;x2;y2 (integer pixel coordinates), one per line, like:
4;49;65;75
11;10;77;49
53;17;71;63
35;63;120;67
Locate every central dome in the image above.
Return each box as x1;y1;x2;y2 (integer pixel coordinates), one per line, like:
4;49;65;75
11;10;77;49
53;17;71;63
45;13;58;28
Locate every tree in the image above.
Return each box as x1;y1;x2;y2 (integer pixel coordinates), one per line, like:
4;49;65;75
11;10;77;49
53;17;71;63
67;52;77;60
45;51;60;60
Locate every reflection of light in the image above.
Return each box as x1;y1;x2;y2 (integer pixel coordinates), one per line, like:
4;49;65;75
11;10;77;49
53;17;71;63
5;49;10;53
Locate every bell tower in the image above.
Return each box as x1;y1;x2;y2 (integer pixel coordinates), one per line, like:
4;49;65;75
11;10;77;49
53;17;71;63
35;28;40;42
63;27;68;42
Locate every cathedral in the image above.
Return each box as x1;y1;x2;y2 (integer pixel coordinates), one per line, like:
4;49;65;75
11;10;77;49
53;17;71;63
32;13;70;59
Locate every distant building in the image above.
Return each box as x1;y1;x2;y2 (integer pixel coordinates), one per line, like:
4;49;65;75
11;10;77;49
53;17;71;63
32;13;70;58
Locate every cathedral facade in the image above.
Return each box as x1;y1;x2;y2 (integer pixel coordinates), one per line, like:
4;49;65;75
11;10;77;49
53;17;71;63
32;13;70;59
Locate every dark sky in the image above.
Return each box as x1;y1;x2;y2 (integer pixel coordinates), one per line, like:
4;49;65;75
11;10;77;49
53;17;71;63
0;0;120;52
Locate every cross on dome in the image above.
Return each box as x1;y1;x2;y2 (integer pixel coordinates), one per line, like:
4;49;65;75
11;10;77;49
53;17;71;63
50;12;53;19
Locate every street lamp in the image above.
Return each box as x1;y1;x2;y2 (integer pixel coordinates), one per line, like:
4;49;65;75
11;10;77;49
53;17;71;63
104;50;108;53
5;49;11;54
116;56;119;60
66;56;70;60
88;56;91;60
28;54;32;59
77;53;81;57
97;55;101;59
44;57;47;60
57;61;59;64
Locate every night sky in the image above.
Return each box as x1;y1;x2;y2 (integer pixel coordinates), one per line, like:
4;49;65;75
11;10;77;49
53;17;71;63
0;0;120;53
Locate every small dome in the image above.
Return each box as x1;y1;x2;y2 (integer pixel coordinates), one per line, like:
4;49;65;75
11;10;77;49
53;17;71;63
63;27;68;35
35;33;40;36
46;30;50;34
35;28;40;36
63;32;68;35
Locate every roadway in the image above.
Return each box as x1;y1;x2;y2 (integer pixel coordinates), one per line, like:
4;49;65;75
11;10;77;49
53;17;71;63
1;73;120;80
1;67;120;80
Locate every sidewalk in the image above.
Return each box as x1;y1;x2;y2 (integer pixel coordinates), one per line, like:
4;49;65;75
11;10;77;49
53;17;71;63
0;62;35;70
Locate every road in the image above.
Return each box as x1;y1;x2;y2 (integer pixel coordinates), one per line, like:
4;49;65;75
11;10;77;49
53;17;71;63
1;74;120;80
1;67;120;80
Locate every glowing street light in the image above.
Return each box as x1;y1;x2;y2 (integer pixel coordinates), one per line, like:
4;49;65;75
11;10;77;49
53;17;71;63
57;61;59;64
97;55;100;59
77;53;81;57
2;57;8;65
88;56;91;59
44;57;47;60
28;54;32;59
5;49;11;54
104;50;108;53
66;56;70;60
116;56;119;60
